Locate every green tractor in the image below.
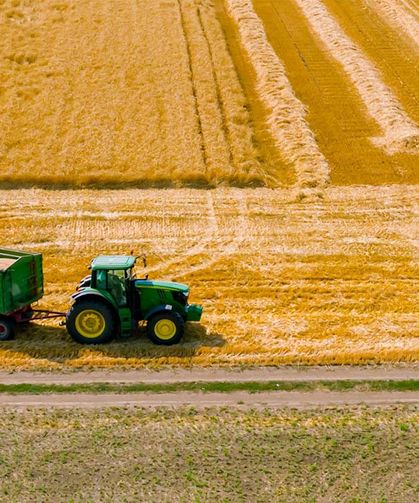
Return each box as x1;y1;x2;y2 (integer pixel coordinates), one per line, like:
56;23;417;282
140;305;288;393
66;255;203;345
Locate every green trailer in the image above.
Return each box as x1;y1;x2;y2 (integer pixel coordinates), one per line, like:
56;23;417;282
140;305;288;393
0;249;203;344
0;248;44;339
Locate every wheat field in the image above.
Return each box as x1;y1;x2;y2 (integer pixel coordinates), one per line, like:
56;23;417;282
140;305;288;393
0;0;266;187
0;0;418;368
0;0;418;190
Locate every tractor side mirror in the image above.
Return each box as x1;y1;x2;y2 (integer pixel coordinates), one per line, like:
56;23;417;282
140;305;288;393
142;254;148;279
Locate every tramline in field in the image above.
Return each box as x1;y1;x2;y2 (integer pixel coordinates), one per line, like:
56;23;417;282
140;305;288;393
0;249;203;345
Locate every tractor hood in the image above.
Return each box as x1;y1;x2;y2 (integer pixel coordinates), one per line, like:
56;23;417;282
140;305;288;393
135;279;189;295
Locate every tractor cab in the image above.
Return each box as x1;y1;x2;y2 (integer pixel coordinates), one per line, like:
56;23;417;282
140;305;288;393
90;255;136;307
66;255;203;345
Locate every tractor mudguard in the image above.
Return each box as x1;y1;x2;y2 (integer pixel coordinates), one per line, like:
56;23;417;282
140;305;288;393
71;288;118;311
143;304;174;321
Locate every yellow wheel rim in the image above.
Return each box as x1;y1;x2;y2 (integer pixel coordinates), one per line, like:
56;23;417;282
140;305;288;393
75;309;106;339
154;319;177;340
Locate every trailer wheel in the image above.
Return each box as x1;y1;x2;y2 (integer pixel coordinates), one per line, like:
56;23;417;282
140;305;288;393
66;300;116;344
0;317;15;341
147;311;184;345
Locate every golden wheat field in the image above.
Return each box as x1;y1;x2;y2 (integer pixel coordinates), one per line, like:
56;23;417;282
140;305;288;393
0;0;418;369
1;0;418;189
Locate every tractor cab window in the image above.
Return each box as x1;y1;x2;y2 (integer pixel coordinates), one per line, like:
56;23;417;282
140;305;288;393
95;269;127;306
108;269;127;306
96;270;108;289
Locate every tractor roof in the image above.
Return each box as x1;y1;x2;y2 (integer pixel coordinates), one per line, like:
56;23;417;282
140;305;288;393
91;255;136;271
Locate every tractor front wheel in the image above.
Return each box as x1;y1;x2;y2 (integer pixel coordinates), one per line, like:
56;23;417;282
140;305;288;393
147;311;184;345
66;300;116;344
0;317;15;341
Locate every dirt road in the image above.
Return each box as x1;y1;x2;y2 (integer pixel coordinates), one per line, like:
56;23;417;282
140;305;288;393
0;365;417;385
0;390;417;409
0;366;417;409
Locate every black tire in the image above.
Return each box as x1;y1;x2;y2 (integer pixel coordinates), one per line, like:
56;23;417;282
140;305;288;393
147;311;184;345
0;317;15;341
66;300;116;344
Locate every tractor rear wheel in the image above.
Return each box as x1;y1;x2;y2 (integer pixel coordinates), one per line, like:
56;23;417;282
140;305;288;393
147;311;184;345
0;317;15;341
66;300;116;344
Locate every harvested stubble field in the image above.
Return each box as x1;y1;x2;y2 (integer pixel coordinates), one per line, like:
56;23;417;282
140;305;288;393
0;406;417;502
222;0;419;187
0;186;417;369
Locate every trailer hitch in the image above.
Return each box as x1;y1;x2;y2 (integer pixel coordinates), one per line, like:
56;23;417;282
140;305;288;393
31;309;67;321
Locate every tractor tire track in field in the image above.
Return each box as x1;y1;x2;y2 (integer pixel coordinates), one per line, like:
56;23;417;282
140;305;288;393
179;0;265;185
148;190;249;280
146;191;220;276
179;0;233;179
176;0;208;171
196;0;265;183
195;0;234;171
173;191;249;280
